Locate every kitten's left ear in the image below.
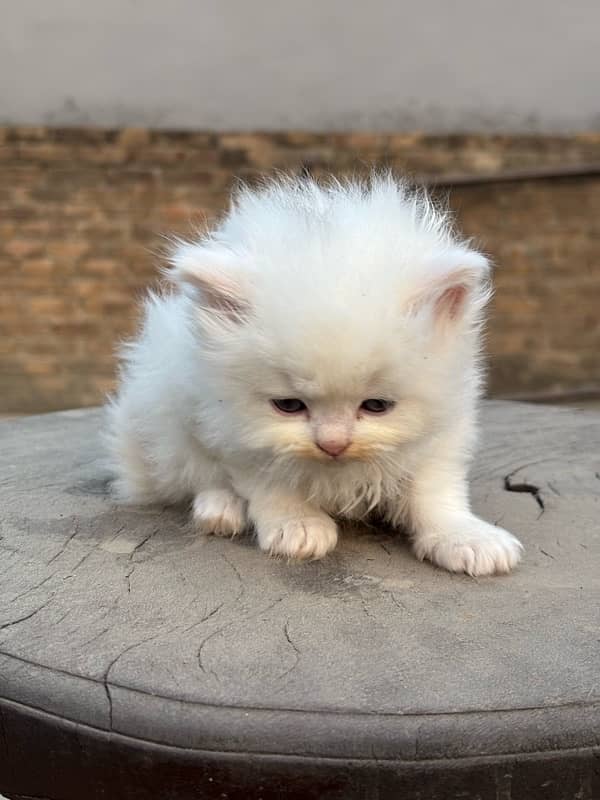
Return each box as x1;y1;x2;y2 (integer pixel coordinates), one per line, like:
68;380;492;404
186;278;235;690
169;242;251;322
407;250;491;326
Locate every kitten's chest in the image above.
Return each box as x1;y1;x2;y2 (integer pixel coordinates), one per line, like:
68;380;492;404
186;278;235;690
316;475;410;523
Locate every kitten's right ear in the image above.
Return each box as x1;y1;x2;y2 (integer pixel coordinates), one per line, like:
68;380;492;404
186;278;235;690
169;243;250;322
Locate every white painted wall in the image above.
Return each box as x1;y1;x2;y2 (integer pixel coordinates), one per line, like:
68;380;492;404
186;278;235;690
1;0;599;131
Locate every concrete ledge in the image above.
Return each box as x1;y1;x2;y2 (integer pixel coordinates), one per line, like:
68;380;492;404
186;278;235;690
0;402;599;799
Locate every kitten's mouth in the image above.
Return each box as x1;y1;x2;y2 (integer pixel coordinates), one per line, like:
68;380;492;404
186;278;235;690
283;443;372;463
311;446;370;463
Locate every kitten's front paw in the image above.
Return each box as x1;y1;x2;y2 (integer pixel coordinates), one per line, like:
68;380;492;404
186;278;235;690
258;516;338;560
413;517;523;576
193;489;247;537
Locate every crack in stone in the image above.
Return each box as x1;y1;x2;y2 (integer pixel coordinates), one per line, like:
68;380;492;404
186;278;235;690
81;626;111;648
10;573;56;603
196;622;232;677
219;551;246;606
53;610;70;626
196;596;285;680
125;564;135;593
123;527;161;593
379;540;391;556
46;519;80;565
387;592;408;613
0;595;56;632
130;528;159;557
102;625;177;730
103;676;113;731
181;600;227;633
69;547;97;573
181;551;245;633
504;469;545;512
361;596;376;620
278;619;301;680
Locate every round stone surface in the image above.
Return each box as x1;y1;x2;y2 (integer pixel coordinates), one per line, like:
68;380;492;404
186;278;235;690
0;402;598;799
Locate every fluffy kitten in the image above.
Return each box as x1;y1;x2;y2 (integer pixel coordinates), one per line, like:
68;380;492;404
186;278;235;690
107;173;523;576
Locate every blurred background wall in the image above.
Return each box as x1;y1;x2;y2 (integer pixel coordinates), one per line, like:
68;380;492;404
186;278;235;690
3;0;599;132
1;1;599;413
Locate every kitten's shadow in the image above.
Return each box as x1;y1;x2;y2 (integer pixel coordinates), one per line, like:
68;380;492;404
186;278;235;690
269;518;411;599
63;476;411;592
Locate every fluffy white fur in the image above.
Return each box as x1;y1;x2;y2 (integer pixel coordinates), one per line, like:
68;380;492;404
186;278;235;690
107;173;523;575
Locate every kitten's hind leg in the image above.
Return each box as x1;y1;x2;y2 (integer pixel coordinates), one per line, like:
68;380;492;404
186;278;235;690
108;429;158;505
193;488;248;537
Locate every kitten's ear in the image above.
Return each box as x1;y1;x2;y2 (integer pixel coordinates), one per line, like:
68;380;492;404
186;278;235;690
169;243;250;322
407;250;491;326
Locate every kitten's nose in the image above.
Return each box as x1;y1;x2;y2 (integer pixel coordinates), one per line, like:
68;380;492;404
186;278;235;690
317;439;350;458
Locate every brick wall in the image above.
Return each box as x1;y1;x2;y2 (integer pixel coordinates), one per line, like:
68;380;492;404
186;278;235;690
1;127;599;413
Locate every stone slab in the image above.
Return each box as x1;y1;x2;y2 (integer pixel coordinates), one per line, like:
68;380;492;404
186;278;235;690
0;402;598;799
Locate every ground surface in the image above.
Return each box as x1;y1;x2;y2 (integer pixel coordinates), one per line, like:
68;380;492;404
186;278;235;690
0;401;598;799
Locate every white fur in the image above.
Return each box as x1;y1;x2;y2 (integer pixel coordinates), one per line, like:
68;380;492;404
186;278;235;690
106;173;523;575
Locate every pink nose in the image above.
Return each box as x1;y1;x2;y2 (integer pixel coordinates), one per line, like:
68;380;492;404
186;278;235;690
317;440;350;457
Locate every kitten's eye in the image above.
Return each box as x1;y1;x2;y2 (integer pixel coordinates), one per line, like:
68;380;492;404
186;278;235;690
271;398;307;414
360;399;395;414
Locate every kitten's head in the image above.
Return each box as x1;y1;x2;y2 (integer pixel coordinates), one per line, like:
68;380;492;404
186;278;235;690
170;175;491;476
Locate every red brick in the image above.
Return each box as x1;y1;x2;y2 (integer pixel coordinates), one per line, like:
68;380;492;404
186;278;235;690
4;239;41;258
82;258;119;275
21;258;55;275
46;241;90;261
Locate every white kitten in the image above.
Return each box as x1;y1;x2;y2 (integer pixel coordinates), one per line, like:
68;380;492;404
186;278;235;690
107;174;523;576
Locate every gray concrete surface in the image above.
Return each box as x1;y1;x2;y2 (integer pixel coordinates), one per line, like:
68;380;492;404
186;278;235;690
0;402;599;798
2;1;599;132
